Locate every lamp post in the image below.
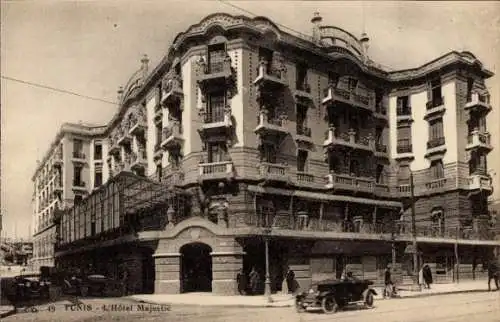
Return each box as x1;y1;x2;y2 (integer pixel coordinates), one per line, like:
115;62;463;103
263;227;273;303
409;170;420;290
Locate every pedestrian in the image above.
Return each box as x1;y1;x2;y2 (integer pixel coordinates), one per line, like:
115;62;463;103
236;268;247;295
487;259;499;291
418;264;425;289
384;265;393;298
422;264;433;289
249;267;260;295
285;267;295;294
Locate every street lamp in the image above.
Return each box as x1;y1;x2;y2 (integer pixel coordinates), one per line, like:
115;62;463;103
409;170;420;290
263;227;273;303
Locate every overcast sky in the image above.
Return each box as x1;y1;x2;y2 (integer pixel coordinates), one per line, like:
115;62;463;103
1;1;499;239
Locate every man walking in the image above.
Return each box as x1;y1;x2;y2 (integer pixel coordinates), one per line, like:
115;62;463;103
384;265;393;298
487;259;499;291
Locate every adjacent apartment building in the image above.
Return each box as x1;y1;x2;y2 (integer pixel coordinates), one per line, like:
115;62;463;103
31;123;106;270
33;13;498;295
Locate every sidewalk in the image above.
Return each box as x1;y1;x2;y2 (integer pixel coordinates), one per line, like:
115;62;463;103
0;305;16;319
130;280;493;308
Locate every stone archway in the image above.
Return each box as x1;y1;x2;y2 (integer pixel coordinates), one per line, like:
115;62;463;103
180;242;213;293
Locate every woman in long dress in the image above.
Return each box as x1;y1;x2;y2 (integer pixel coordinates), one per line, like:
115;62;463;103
418;264;425;289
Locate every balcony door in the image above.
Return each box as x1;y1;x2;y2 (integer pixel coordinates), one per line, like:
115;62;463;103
207;142;227;163
208;91;225;123
207;43;226;73
261;142;277;164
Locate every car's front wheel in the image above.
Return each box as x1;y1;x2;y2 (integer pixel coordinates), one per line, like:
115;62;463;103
295;297;306;313
364;291;374;308
321;296;338;314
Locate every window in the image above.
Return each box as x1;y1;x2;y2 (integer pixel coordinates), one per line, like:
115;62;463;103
156;164;162;181
376;164;385;183
73;139;83;158
296;63;308;91
261;142;277;163
349;159;360;176
156;124;162;146
207;43;226;73
469;151;487;175
296;104;308;135
375;127;383;144
94;170;102;188
169;148;182;168
328;72;339;86
73;165;82;186
74;195;83;205
375;89;384;108
429;79;443;107
397;126;412;152
258;47;273;71
174;63;181;76
328;155;340;172
259;200;275;228
466;78;474;102
347;77;358;91
207;91;226;123
429;118;444;140
396;96;411;115
398;165;410;184
430;160;444;179
207;142;227;163
94;143;102;160
297;150;308;172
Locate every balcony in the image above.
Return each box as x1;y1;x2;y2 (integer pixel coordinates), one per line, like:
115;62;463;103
197;57;233;93
374;183;391;197
323;127;374;152
254;110;288;137
395;144;413;160
397;184;412;198
424;97;445;120
161;75;183;106
295;124;313;144
374;143;388;158
161;169;184;186
198;161;235;182
161;121;183;149
154;104;163;124
425;137;446;157
129;114;147;136
72;181;87;192
52;151;63;167
108;137;120;156
117;127;132;146
153;142;163;160
130;149;147;172
465;92;491;114
424;178;447;194
396;107;413;123
324;173;374;193
253;59;288;89
373;103;388;121
467;174;492;193
71;151;87;164
466;130;492;152
322;85;372;111
295;172;315;188
198;107;233;139
294;81;314;101
257;162;290;183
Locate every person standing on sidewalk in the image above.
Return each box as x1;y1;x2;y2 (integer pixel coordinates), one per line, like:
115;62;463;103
423;264;433;289
236;268;247;295
487;259;499;291
383;265;393;298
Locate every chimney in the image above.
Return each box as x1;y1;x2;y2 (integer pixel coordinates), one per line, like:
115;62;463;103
360;32;370;63
311;12;323;44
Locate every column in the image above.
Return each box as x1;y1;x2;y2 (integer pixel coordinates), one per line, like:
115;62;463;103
210;251;244;295
153;253;181;294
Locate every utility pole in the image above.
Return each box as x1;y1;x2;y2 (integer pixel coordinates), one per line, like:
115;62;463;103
409;171;420;289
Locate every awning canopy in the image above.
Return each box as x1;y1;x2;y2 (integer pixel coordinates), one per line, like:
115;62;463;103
247;185;402;208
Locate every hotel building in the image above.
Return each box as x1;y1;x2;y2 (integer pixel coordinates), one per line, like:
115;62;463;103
33;13;498;294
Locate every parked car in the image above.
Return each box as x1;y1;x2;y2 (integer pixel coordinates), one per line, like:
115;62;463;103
63;274;124;297
12;274;50;301
295;275;378;314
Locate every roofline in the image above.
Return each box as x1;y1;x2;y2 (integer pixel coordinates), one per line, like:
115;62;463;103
32;122;106;181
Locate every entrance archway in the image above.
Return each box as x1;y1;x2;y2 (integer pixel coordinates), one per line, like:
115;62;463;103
180;243;213;293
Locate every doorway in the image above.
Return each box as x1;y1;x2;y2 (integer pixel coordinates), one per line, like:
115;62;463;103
180;243;213;293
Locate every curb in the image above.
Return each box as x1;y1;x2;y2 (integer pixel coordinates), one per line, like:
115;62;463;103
392;289;490;300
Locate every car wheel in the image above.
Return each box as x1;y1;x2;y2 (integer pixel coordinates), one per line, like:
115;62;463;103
295;298;306;313
321;296;338;314
365;292;374;308
79;286;89;297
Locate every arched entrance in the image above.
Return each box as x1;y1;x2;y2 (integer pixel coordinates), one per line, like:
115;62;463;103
180;243;213;293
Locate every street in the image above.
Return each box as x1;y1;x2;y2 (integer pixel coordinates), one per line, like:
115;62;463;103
3;291;499;322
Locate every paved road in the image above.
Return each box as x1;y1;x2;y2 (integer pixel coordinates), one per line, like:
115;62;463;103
3;291;499;322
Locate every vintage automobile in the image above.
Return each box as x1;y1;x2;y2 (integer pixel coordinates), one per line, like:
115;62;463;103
295;276;378;314
11;274;51;301
62;274;124;297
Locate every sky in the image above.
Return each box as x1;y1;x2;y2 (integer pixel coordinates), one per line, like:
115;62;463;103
1;1;499;239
